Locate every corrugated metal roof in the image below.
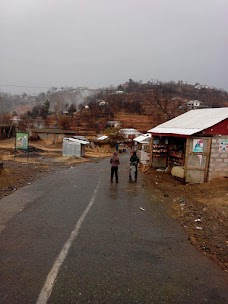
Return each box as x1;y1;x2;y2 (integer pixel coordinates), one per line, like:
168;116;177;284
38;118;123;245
148;108;228;135
121;128;141;134
133;133;151;143
64;138;88;145
73;136;90;142
97;135;109;140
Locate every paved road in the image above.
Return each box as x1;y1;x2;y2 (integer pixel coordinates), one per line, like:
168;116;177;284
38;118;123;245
0;153;227;304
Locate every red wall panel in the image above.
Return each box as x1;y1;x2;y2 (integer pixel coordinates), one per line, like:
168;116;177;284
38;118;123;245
202;119;228;135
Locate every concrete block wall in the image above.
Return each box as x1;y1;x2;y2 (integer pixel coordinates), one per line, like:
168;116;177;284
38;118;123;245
208;136;228;181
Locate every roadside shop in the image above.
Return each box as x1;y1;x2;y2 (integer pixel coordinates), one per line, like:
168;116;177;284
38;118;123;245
148;108;228;183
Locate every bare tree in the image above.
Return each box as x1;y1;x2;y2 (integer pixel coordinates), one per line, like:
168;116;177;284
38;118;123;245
58;115;72;130
108;130;125;147
142;89;185;120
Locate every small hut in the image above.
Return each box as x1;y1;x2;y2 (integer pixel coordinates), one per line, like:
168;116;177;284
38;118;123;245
62;138;88;157
90;135;111;152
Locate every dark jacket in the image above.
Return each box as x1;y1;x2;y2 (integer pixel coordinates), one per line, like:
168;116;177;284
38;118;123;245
130;152;139;165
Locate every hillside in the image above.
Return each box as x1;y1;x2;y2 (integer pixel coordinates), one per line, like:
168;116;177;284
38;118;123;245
114;112;154;132
1;80;227;136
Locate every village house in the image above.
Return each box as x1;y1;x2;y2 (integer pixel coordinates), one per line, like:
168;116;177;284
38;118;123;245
90;135;111;152
32;117;45;129
186;100;208;110
120;128;142;147
107;121;121;128
120;128;141;140
30;128;76;143
148;108;228;183
97;100;107;106
9;116;21;125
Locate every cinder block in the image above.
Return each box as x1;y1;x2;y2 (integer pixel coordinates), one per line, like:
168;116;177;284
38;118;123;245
214;167;221;171
211;145;218;148
212;154;219;158
219;172;226;177
220;154;228;158
215;158;223;162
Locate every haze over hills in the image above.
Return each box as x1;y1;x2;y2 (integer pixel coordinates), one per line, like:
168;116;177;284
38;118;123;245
0;80;227;134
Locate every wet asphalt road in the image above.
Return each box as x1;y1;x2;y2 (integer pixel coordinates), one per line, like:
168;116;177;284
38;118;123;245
0;152;228;304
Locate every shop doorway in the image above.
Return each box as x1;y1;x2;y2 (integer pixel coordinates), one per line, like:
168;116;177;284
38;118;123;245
185;137;212;183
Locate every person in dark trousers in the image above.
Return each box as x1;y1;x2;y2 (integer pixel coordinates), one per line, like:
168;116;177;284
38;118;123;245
110;151;120;183
129;151;140;182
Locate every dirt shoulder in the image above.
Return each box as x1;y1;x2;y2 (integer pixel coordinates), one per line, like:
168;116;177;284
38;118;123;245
142;167;228;272
0;138;112;199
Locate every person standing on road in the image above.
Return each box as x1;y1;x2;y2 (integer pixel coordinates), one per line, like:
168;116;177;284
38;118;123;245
129;151;140;182
110;151;120;183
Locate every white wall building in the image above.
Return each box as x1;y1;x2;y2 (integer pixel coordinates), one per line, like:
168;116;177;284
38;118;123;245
120;128;142;140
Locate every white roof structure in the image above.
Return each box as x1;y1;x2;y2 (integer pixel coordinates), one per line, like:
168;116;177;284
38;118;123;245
73;135;90;142
133;133;151;143
64;138;88;145
148;108;228;136
121;128;142;135
97;135;109;140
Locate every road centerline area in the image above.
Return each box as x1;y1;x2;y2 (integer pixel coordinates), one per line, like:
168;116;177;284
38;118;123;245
36;180;100;304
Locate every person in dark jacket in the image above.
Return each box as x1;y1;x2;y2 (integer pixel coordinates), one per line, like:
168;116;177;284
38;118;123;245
129;151;139;182
110;152;120;183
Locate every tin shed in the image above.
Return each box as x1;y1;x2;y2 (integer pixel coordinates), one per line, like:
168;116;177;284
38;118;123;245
148;108;228;183
62;138;88;157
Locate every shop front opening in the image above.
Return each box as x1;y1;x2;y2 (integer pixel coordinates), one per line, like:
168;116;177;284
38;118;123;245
152;136;186;168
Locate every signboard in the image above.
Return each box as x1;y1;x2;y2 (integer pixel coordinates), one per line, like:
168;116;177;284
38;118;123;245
192;139;204;153
15;132;29;150
219;139;228;152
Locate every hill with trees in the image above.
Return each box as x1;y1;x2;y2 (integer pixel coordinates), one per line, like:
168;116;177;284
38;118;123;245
0;80;227;135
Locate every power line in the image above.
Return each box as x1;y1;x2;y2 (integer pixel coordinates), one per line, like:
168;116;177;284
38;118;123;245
0;84;58;89
0;84;102;91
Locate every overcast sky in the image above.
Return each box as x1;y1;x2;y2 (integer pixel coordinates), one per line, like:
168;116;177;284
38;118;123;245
1;0;228;94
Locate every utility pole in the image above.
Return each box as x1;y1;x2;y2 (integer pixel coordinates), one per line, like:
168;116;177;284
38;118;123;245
0;94;2;123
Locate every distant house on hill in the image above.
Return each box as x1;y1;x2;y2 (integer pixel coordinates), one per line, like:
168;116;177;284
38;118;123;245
186;100;208;110
120;129;142;147
107;121;121;128
10;116;21;125
115;90;125;94
194;84;209;90
32;117;45;129
97;100;107;106
120;128;142;140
